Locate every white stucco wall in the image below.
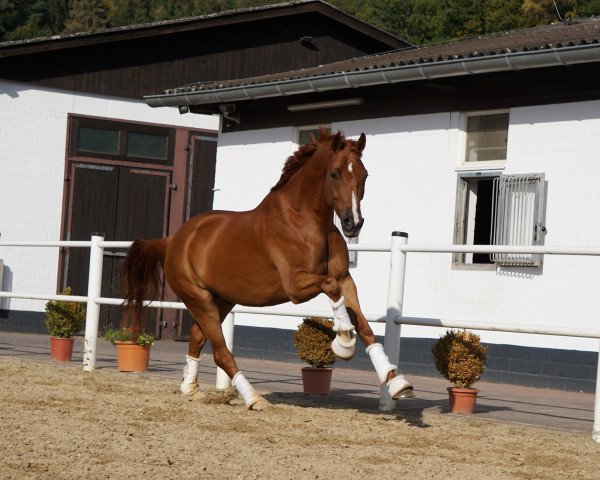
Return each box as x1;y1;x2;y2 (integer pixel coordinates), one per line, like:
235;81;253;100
214;101;600;352
0;80;219;312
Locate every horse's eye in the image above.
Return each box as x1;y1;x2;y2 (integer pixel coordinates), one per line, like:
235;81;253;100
330;170;340;180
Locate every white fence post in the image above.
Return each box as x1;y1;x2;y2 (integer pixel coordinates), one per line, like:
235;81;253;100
380;231;409;411
216;312;235;390
593;341;600;442
83;234;104;372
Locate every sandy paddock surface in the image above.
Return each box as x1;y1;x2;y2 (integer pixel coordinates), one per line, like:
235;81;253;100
0;357;598;480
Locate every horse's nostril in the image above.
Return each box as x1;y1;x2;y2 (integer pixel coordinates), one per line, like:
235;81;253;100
343;218;354;230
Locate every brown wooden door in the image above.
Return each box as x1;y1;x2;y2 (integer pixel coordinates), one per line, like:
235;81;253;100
177;135;218;340
63;162;171;333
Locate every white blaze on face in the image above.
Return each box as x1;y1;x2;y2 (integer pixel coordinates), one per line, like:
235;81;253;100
348;162;353;173
351;191;360;224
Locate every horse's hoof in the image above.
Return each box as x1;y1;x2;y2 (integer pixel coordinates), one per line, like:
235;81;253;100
248;395;271;411
180;380;200;396
387;375;414;399
337;330;357;347
331;336;355;360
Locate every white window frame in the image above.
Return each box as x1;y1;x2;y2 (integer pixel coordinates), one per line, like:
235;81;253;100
295;125;330;146
456;109;510;172
453;171;503;269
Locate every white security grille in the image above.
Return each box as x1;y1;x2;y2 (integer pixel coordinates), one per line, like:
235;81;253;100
490;174;546;266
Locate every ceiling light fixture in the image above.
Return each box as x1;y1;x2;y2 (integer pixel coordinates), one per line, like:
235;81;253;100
287;97;364;112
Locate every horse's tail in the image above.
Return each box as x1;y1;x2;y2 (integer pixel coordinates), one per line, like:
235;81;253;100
121;238;168;333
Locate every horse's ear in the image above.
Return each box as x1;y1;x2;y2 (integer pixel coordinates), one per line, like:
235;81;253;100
331;131;343;151
309;132;317;145
356;133;366;153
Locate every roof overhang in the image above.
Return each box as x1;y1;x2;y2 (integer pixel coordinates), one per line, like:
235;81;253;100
144;43;600;109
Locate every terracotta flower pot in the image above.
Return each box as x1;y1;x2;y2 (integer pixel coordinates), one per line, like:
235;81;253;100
447;387;479;414
50;337;75;362
115;341;151;372
301;367;333;395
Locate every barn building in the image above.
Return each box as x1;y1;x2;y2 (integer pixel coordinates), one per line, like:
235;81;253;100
2;1;600;392
0;0;403;338
146;13;600;392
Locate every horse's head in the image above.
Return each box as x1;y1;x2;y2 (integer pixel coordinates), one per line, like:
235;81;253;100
326;131;368;238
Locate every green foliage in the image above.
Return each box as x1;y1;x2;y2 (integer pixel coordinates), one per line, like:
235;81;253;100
293;317;336;368
44;287;86;338
3;1;600;46
63;0;109;34
432;329;487;389
103;327;154;346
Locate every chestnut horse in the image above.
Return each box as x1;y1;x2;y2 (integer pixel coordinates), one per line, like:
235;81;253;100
121;130;413;410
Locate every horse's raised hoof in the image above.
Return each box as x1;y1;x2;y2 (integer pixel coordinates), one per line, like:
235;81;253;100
331;335;355;360
247;395;271;411
387;375;414;400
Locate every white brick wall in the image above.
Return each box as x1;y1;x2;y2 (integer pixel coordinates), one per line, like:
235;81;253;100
3;79;599;353
215;103;600;352
0;80;218;312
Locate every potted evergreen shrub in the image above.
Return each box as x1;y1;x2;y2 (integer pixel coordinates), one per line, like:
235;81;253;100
104;327;155;372
432;329;487;414
293;317;336;395
44;287;86;362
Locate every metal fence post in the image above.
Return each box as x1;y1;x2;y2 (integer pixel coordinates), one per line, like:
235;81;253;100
216;312;235;390
380;231;409;411
83;234;104;372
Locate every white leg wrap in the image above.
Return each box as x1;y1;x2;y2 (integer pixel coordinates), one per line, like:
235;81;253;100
232;372;260;409
329;296;355;334
387;375;414;399
366;343;396;384
330;296;356;359
180;355;201;396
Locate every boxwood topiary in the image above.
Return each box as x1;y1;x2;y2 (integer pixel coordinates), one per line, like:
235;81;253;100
432;329;487;389
293;317;336;368
44;287;86;338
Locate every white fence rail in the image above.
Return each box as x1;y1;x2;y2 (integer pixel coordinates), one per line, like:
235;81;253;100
1;234;600;442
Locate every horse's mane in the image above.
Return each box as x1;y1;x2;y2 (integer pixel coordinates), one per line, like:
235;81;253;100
270;130;347;192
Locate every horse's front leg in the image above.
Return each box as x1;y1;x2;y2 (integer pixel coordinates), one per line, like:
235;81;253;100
286;271;413;399
338;275;414;400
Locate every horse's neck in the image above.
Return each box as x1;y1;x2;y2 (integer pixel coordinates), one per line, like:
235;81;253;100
264;150;333;227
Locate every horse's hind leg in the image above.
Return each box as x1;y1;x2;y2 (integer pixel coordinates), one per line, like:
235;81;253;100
180;322;207;395
182;290;270;411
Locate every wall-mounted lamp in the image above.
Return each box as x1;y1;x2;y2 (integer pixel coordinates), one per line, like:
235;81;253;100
218;103;241;125
178;105;190;114
287;97;364;112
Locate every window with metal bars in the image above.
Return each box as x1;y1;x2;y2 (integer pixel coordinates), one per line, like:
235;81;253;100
490;174;546;267
453;172;546;267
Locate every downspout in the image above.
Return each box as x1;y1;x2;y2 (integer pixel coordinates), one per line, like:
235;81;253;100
144;43;600;108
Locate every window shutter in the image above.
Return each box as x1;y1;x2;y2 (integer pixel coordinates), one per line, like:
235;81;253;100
490;174;546;266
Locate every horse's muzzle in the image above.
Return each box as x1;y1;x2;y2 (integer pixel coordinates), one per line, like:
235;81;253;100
342;217;364;238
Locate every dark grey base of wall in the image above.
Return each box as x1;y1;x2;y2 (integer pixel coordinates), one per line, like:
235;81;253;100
231;325;597;393
1;312;596;393
0;310;46;334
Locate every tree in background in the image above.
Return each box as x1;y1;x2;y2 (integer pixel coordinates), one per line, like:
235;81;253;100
1;0;68;41
521;0;575;23
63;0;109;33
1;0;600;45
